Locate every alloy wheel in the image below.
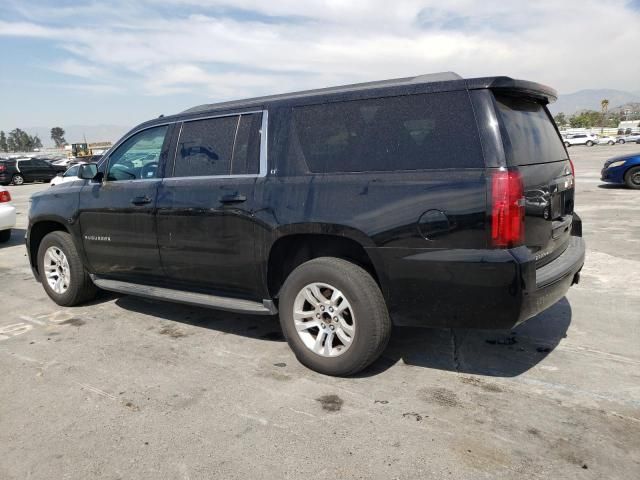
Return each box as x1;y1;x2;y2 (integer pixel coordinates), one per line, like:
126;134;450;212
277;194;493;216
292;282;356;357
44;246;71;294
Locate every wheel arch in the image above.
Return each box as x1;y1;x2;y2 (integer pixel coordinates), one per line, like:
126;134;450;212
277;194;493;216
28;219;72;276
265;228;382;300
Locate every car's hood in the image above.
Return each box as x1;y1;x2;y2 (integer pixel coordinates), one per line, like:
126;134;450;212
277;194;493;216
604;153;640;166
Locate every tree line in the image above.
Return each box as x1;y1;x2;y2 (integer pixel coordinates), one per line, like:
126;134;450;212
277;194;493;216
553;110;640;129
0;127;67;153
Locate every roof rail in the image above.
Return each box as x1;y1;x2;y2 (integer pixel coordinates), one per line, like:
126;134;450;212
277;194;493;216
182;72;464;114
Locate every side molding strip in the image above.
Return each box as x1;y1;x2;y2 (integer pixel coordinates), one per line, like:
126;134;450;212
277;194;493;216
91;276;277;315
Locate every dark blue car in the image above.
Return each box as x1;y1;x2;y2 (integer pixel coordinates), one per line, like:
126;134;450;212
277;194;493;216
601;153;640;189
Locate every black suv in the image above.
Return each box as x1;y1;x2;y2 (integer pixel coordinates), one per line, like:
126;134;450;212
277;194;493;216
27;73;585;376
0;157;66;185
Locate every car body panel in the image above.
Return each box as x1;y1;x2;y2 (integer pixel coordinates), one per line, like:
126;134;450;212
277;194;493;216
26;73;583;330
601;153;640;184
0;186;16;231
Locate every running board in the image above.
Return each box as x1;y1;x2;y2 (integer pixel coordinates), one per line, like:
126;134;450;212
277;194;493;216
90;276;277;315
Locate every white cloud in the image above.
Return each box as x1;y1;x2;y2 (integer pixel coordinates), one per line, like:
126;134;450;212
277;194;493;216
50;59;106;79
1;0;639;103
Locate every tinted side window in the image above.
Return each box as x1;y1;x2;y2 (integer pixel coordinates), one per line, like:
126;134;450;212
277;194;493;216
174;116;237;177
231;113;262;175
287;91;483;173
107;125;168;181
174;113;262;177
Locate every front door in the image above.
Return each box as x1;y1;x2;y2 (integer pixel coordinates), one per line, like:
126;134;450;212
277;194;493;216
31;158;57;181
78;124;171;281
156;111;264;298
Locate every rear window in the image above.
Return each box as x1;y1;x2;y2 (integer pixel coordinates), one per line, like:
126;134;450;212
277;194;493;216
494;94;567;166
287;91;483;173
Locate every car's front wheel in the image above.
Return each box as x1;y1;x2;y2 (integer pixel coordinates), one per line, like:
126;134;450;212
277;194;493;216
618;139;626;144
564;141;570;147
624;166;640;190
37;231;97;306
12;174;24;185
586;140;594;147
608;140;615;145
279;257;391;376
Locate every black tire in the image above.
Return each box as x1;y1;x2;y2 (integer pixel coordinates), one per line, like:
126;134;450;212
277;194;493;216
586;141;594;147
0;229;10;243
564;142;570;147
618;139;626;144
37;231;97;306
278;257;391;376
608;141;615;145
624;166;640;190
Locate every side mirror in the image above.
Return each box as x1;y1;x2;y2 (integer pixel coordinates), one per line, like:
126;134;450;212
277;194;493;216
78;164;99;180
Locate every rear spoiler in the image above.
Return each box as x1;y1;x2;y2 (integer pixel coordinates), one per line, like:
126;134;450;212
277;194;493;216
466;76;558;104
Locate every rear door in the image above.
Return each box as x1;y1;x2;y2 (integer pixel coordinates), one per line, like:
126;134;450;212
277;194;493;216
493;93;574;266
78;124;171;281
156;111;265;298
17;159;38;181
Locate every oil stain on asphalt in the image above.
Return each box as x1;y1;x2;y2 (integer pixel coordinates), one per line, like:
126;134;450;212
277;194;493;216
159;325;187;338
60;318;85;327
316;395;343;412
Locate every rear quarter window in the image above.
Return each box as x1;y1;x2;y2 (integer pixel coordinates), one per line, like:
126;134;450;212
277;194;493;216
494;94;567;166
286;91;484;173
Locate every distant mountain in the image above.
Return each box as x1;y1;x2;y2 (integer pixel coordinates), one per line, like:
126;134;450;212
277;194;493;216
7;125;131;148
550;89;640;115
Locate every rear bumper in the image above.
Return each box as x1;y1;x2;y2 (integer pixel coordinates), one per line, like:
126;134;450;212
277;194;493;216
515;235;584;324
368;214;585;329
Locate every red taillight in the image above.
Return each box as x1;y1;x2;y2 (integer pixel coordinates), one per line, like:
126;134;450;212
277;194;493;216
0;164;6;173
491;170;524;248
0;190;10;203
568;157;575;180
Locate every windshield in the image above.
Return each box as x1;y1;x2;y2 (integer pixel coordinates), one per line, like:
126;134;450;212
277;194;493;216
494;94;567;166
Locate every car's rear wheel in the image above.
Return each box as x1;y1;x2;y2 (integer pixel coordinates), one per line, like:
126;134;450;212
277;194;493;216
0;229;10;243
608;140;615;145
624;166;640;190
37;231;97;306
618;139;626;144
586;140;594;147
12;174;24;185
278;257;391;376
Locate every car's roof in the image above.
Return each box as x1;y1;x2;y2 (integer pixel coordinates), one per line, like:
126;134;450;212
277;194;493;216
180;72;556;116
123;72;557;141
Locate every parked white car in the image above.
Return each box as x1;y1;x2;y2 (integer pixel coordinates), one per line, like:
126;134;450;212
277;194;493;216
562;133;599;147
0;186;16;243
50;163;92;187
596;135;618;145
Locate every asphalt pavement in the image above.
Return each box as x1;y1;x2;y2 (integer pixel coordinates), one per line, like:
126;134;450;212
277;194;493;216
1;144;639;479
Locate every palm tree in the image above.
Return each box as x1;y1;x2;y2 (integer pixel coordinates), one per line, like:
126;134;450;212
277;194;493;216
601;99;609;134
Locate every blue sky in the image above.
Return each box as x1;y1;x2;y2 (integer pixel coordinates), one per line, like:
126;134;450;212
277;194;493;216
1;0;639;144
